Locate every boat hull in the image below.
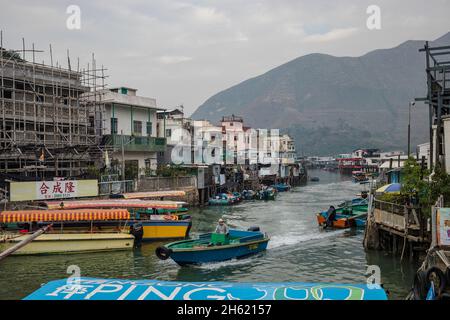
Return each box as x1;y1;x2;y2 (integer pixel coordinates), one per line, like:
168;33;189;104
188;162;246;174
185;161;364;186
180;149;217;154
0;233;134;255
169;239;269;265
126;220;192;241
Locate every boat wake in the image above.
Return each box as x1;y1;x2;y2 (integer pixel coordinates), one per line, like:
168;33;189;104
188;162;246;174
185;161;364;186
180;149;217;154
268;229;347;249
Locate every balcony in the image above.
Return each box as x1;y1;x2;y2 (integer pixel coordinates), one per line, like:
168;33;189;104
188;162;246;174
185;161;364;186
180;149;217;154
103;134;166;152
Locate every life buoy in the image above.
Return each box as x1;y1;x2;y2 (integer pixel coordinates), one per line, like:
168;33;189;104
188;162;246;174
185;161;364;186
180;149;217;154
163;215;178;221
425;267;446;297
155;246;172;260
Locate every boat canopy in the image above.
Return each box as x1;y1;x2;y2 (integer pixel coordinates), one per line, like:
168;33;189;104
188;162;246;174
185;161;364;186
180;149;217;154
43;199;186;210
0;209;130;223
118;191;186;199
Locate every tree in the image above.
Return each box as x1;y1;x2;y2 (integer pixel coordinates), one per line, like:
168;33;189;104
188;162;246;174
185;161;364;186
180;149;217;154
401;156;430;213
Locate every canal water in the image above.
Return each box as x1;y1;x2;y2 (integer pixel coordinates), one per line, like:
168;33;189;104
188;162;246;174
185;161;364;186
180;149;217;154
0;170;420;300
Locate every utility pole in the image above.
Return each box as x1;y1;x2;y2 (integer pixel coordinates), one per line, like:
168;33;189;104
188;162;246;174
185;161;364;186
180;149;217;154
407;101;415;157
121;129;125;181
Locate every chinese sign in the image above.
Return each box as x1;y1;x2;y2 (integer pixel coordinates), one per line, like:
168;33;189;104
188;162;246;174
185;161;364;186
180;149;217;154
24;278;388;300
9;180;98;202
437;208;450;247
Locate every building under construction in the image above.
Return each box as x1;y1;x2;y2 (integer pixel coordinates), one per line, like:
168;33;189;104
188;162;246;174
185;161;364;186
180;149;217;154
418;42;450;172
0;34;107;181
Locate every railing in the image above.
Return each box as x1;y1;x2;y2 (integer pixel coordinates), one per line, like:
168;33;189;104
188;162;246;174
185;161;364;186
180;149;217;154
138;176;197;191
373;199;406;215
103;134;166;152
98;180;135;195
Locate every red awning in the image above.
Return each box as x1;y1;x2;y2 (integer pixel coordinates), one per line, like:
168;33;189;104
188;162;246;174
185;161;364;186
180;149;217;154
0;209;130;223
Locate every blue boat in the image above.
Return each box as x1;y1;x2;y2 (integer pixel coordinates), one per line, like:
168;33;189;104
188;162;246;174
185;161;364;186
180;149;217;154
208;193;234;206
242;190;256;200
272;183;291;192
155;228;269;265
24;277;388;300
337;197;368;208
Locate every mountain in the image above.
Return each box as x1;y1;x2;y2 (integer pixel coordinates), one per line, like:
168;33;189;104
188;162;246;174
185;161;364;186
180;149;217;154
192;32;450;156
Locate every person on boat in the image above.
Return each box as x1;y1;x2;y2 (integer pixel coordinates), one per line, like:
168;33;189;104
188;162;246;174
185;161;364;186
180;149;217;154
215;218;229;235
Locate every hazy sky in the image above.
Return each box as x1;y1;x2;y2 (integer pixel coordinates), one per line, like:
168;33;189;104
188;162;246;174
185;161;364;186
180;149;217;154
1;0;449;115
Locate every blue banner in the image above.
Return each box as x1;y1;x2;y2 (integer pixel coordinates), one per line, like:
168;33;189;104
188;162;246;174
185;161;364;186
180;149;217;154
24;277;387;300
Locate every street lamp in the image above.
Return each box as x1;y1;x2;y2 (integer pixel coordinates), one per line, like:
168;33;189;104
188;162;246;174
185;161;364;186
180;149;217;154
408;101;415;156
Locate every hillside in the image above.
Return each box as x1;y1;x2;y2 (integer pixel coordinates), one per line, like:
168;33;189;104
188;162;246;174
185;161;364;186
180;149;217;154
192;32;450;155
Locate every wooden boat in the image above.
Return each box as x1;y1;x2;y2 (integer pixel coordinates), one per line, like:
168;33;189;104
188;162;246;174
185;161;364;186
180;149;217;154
242;190;256;200
352;171;369;183
43;199;185;210
41;200;192;241
155;228;269;265
111;191;186;199
232;192;243;202
272;183;291;192
208;193;234;206
0;209;134;255
316;207;367;229
0;232;134;255
337;198;368;209
256;187;277;200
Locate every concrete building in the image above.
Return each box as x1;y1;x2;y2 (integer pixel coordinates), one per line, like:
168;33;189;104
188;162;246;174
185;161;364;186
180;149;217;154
156;108;192;165
100;87;166;179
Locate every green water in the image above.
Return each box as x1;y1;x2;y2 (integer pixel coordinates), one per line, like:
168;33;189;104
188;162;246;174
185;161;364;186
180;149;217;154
0;170;420;300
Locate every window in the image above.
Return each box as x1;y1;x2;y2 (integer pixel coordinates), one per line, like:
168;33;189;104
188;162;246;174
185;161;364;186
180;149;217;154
166;129;172;137
1;90;12;99
121;87;128;95
146;122;152;136
111;118;118;134
133;121;142;135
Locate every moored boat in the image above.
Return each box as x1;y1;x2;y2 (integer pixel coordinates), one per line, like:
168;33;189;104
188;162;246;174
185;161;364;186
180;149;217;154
256;187;277;200
272;183;291;192
0;209;134;255
155;228;270;265
242;190;256;200
208;193;235;206
40;200;192;241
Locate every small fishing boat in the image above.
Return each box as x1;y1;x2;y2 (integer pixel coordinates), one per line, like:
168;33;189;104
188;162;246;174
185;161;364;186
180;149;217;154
352;171;369;183
155;227;269;265
337;198;368;209
232;192;243;202
208;193;235;206
242;190;256;200
316;207;367;229
272;183;291;192
310;177;320;182
256;187;277;200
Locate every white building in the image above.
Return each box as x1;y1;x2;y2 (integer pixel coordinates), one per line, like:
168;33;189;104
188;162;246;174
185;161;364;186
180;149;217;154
99;87;166;178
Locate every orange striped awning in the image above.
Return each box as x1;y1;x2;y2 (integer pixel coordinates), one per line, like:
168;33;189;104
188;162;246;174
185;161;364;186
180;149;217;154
0;209;130;223
121;191;186;199
44;199;185;210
